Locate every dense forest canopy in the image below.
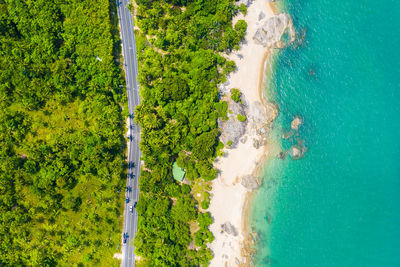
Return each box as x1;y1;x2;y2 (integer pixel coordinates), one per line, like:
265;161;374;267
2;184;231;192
132;0;246;265
0;0;126;265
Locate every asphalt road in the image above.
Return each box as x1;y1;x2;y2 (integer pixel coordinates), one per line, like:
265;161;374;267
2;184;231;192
116;0;141;266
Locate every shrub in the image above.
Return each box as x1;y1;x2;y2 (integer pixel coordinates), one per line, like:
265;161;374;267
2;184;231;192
215;101;228;121
181;184;191;195
235;19;248;41
201;192;210;209
237;114;246;122
223;60;236;74
239;4;247;15
201;199;210;210
230;88;242;103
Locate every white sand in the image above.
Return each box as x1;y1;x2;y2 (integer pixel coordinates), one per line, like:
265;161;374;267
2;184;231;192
208;1;276;266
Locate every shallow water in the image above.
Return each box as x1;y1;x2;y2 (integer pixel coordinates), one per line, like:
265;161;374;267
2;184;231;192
251;0;400;266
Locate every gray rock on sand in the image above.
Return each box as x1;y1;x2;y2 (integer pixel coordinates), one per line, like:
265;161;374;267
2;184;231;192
218;83;227;95
241;175;261;191
258;11;266;21
221;222;238;236
218;99;247;148
252;138;259;149
253;13;296;48
235;257;241;265
240;135;248;144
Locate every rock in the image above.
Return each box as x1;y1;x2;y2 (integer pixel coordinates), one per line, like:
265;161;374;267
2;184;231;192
240;135;248;144
289;145;307;159
277;151;286;159
291;146;301;157
253;13;296;48
218;99;247;148
265;102;279;122
221;222;238;236
262;137;268;145
258;11;266;21
218;83;227;94
252;139;260;149
282;131;293;139
291;116;302;130
241;175;261;191
235;257;241;265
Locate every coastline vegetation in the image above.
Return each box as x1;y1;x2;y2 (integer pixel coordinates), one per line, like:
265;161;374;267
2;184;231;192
132;0;247;265
230;88;242;103
0;0;126;265
237;114;247;122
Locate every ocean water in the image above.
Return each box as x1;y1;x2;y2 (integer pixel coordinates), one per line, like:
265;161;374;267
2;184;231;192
250;0;400;266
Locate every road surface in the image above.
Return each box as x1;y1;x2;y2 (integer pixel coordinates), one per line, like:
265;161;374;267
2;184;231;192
116;0;141;266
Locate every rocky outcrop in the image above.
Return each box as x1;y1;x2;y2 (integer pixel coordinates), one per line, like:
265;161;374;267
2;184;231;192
291;116;302;130
264;102;279;122
289;145;307;159
241;175;261;191
253;13;296;48
279;116;307;159
218;79;231;95
246;101;278;149
218;99;247;148
218;98;279;151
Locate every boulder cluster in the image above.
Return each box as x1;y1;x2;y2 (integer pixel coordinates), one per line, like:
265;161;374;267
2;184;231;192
221;221;238;236
241;175;261;191
253;13;296;49
218;98;247;149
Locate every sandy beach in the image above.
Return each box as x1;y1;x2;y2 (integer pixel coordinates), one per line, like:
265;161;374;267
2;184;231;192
208;1;277;266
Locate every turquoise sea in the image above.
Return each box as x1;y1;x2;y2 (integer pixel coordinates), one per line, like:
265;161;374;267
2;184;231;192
250;0;400;266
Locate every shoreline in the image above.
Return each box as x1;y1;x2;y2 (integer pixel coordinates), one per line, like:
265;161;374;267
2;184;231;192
258;50;271;105
208;1;280;266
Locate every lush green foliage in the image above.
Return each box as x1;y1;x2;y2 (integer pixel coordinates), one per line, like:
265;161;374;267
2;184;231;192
194;212;214;247
231;88;242;103
239;3;248;15
201;191;210;210
0;0;126;265
237;114;246;122
133;0;246;265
